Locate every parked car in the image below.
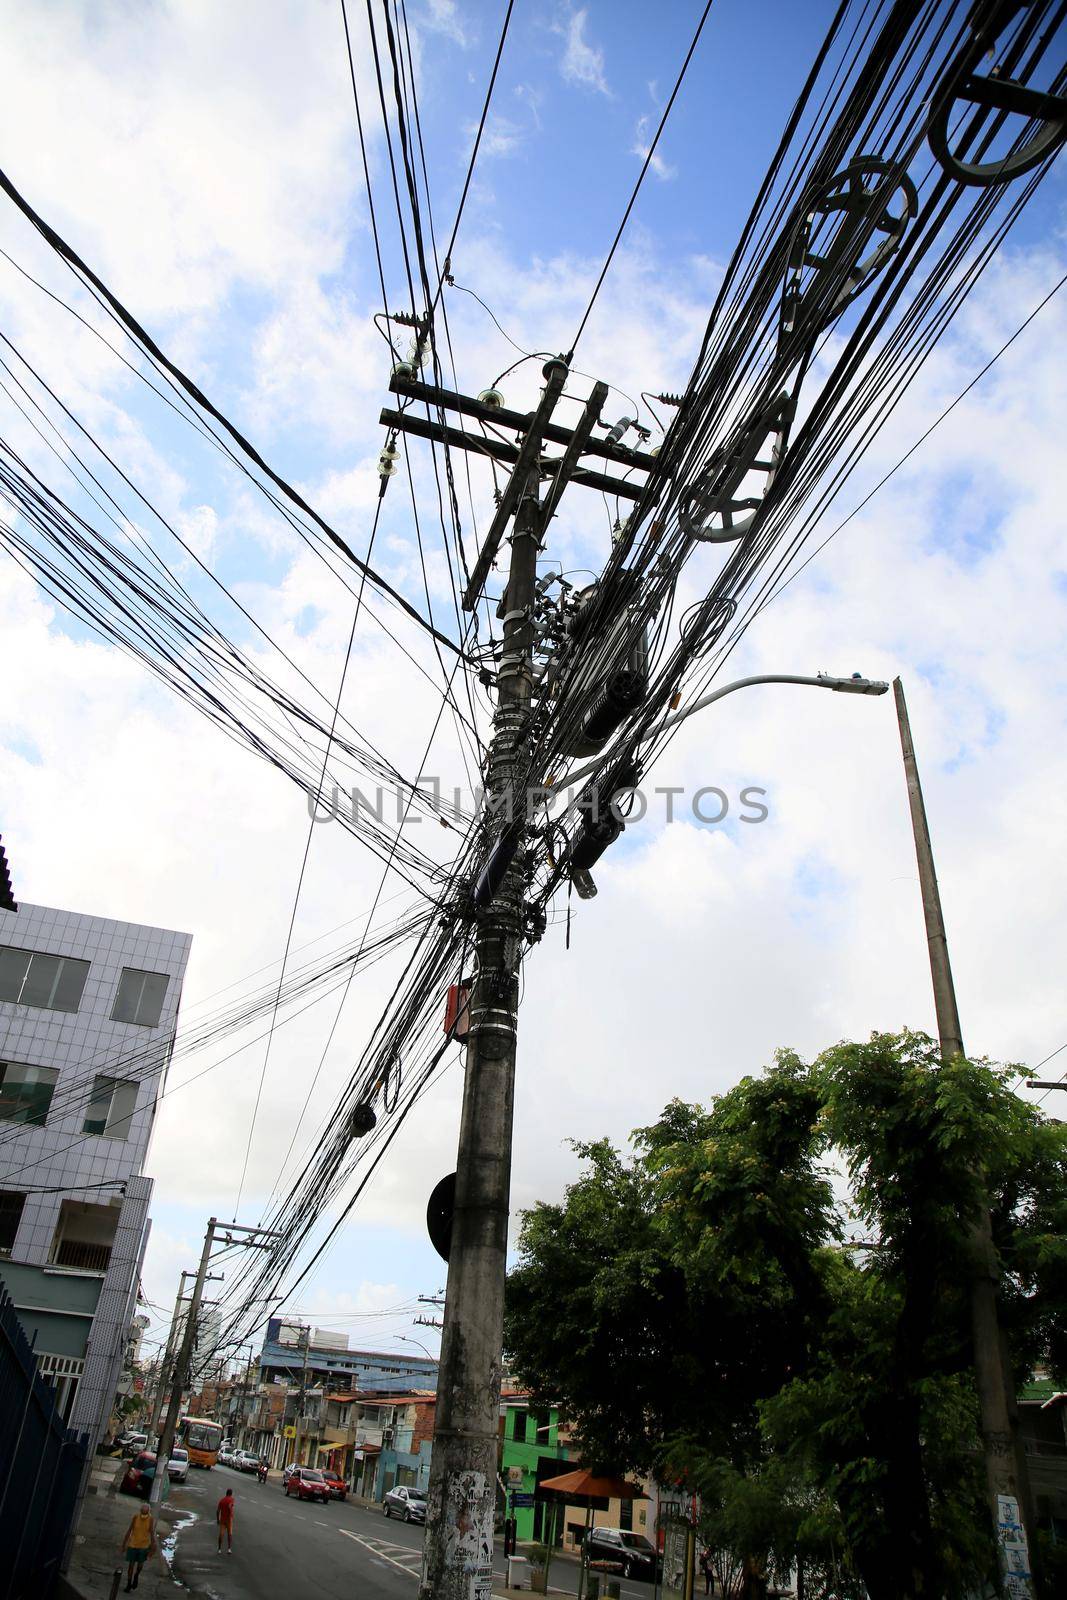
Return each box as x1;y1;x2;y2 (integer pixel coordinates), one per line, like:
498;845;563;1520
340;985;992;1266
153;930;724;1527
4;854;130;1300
236;1451;260;1473
285;1466;330;1504
120;1451;158;1498
321;1469;348;1501
166;1447;189;1484
584;1527;659;1582
384;1485;426;1523
120;1432;148;1459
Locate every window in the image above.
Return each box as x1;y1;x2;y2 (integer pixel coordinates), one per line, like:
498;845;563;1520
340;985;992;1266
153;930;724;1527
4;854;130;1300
82;1076;138;1139
111;967;170;1028
0;1060;59;1126
0;1190;26;1254
620;1498;633;1532
0;946;89;1013
512;1410;527;1442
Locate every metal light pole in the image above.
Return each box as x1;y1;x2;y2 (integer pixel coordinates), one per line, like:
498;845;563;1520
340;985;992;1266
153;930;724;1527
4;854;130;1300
893;678;1036;1598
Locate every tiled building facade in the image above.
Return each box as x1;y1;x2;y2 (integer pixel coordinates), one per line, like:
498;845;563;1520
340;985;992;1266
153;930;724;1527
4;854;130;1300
0;900;191;1450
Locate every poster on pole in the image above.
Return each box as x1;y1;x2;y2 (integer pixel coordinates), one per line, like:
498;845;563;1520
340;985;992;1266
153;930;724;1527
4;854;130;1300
469;1565;493;1600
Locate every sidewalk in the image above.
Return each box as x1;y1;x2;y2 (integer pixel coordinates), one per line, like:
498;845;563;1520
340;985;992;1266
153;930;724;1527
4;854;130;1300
59;1461;205;1600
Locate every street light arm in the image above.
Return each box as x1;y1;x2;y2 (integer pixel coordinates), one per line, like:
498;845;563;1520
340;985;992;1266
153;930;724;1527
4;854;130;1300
658;672;889;735
400;1335;437;1361
554;673;889;793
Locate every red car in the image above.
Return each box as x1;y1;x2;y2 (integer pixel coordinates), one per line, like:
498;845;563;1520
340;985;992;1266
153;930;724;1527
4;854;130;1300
285;1467;330;1504
321;1470;348;1501
120;1451;158;1498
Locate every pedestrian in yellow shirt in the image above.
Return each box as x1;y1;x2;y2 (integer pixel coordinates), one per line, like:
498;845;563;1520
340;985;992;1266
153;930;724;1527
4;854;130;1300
120;1504;156;1591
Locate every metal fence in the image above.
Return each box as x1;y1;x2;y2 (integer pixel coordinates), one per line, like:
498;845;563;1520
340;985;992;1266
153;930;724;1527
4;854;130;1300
0;1281;88;1600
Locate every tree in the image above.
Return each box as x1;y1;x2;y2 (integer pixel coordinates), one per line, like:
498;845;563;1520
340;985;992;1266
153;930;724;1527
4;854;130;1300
503;1031;1067;1600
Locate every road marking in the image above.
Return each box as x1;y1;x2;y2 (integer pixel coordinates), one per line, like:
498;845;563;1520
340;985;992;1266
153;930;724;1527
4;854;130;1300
338;1529;422;1579
315;1519;329;1526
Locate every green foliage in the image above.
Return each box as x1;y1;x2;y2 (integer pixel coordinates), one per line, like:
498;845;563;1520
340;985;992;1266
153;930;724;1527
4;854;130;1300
504;1031;1067;1600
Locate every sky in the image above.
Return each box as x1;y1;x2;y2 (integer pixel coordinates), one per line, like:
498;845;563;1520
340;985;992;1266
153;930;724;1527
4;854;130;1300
0;0;1065;1370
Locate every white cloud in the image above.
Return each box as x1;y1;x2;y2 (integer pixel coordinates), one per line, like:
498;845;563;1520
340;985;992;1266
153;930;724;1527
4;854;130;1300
468;112;525;160
0;0;1063;1334
421;0;471;48
556;6;611;96
632;115;677;181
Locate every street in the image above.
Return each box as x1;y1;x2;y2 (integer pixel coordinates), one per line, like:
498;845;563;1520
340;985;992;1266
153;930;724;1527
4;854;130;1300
163;1464;653;1600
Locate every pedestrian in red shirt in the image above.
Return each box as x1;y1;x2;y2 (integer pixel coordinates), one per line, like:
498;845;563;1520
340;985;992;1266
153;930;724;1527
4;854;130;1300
216;1487;235;1553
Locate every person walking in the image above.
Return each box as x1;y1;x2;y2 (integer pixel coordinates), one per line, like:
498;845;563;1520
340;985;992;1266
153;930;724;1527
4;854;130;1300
216;1486;236;1553
700;1546;716;1595
120;1504;156;1592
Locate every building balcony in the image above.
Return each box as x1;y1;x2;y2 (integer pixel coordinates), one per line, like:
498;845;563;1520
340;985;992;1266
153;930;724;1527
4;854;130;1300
49;1237;112;1273
48;1197;119;1275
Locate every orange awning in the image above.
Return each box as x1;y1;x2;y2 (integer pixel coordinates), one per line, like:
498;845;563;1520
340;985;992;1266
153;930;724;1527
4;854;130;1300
538;1469;646;1501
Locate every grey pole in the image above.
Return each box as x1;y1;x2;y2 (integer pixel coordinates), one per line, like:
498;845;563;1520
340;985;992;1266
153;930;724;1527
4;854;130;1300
296;1327;310;1467
420;433;557;1599
893;678;1036;1597
147;1271;190;1440
150;1218;216;1506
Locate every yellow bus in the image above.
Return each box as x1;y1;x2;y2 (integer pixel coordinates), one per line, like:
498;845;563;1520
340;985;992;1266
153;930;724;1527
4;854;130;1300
178;1415;223;1468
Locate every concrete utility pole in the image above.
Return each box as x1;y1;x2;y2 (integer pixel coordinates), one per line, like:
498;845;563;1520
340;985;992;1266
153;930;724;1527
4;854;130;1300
420;464;544;1600
384;357;652;1600
410;358;583;1600
150;1219;216;1505
148;1271;223;1440
150;1216;279;1505
296;1326;311;1467
894;678;1036;1598
147;1270;190;1440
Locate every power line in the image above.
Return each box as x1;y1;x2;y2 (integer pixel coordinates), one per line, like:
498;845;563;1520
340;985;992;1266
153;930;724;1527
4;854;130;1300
232;488;388;1220
0;161;467;661
567;0;715;357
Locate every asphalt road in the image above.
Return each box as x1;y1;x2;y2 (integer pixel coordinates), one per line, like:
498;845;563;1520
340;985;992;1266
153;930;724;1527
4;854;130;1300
163;1464;654;1600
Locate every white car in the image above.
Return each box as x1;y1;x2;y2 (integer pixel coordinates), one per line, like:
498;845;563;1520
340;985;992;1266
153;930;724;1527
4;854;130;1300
167;1447;189;1483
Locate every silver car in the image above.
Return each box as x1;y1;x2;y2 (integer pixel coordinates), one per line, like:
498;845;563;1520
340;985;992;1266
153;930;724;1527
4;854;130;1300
384;1484;427;1523
167;1447;189;1483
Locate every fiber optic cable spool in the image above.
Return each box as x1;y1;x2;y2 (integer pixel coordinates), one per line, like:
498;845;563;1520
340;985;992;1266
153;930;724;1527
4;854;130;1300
679;390;795;544
927;0;1067;188
779;157;918;349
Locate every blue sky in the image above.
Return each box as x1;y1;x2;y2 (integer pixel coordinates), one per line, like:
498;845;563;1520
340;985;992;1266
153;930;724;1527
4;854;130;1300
0;0;1065;1368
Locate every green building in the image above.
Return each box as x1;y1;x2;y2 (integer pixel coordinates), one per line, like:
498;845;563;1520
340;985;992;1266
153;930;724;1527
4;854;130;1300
500;1396;571;1543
